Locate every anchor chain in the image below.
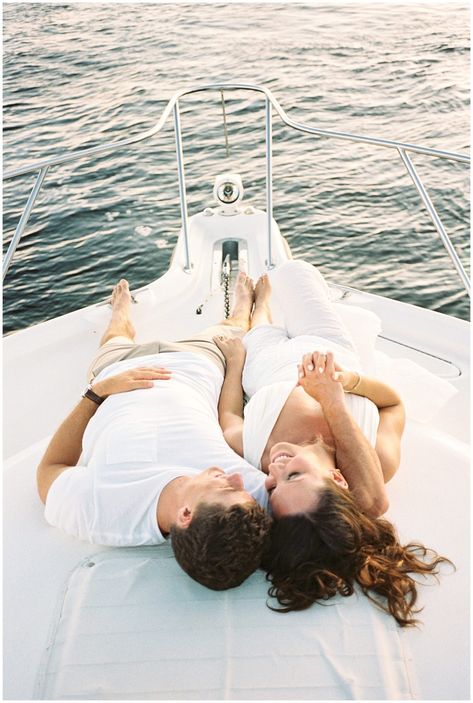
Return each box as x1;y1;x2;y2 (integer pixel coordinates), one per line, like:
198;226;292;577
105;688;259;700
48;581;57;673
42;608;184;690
196;254;232;317
222;254;231;318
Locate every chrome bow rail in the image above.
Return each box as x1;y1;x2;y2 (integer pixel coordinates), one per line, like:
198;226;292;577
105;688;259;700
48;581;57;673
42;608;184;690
3;82;470;295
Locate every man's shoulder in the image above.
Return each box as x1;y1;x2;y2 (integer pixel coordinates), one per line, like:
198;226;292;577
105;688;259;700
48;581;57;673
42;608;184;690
45;464;93;504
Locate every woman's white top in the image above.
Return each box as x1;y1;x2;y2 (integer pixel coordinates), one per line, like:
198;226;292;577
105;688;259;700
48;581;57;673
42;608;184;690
242;327;379;469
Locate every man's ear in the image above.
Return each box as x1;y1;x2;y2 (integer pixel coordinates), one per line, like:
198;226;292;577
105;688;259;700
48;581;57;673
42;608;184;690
331;469;349;490
176;506;193;529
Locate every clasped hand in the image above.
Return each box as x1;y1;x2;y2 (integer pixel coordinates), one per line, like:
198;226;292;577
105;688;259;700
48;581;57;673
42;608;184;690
297;350;350;407
91;366;172;398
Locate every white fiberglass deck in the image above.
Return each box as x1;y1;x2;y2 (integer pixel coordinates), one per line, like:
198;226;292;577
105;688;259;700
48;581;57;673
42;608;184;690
3;208;470;699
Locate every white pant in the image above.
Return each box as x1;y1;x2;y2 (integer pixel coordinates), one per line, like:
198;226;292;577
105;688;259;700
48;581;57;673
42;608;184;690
266;260;356;348
242;261;359;397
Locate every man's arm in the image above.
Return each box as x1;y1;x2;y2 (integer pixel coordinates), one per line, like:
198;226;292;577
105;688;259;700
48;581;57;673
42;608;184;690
37;397;100;503
298;351;389;518
213;336;246;456
37;366;172;503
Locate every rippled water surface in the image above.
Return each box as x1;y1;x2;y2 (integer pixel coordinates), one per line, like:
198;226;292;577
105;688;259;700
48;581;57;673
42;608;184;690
3;2;470;333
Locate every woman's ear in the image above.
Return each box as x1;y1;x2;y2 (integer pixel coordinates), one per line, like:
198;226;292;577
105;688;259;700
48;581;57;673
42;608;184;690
176;506;193;529
331;469;349;490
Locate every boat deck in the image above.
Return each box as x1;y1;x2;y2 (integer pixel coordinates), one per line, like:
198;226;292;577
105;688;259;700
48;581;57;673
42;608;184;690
3;208;470;699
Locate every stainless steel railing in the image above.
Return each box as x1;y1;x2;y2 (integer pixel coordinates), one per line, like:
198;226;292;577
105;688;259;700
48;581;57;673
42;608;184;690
3;82;470;294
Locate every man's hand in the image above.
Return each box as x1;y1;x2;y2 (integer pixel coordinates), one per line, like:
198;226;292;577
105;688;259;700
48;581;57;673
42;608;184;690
92;366;172;398
37;365;172;503
213;335;246;366
297;351;345;409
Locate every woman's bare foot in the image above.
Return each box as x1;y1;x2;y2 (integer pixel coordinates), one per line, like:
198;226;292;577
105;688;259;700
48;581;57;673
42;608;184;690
254;273;272;307
223;272;255;331
100;279;136;344
252;273;273;327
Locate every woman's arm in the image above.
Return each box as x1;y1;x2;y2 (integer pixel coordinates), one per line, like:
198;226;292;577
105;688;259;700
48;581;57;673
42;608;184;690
335;367;401;409
298;351;389;517
213;336;246;456
333;366;405;482
322;400;389;517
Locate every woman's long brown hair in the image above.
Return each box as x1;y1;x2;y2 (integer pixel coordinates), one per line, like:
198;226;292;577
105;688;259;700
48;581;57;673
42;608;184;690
262;479;453;626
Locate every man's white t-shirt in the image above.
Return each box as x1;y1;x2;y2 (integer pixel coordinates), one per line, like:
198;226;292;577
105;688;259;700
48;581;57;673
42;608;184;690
45;352;268;546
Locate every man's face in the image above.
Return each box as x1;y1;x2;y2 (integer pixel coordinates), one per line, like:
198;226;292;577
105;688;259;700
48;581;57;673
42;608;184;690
264;441;348;518
186;467;254;509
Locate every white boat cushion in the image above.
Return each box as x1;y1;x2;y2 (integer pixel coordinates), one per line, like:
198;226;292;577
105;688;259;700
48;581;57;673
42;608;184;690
36;548;414;700
334;302;381;373
373;351;458;424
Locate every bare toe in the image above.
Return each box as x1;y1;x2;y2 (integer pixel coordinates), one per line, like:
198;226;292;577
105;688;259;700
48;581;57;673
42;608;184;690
110;279;131;309
255;273;272;301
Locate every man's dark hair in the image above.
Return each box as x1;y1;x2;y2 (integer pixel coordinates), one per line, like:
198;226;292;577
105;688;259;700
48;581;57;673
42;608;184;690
171;502;272;590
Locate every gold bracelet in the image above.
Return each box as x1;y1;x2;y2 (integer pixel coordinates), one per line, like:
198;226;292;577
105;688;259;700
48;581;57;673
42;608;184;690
347;372;362;393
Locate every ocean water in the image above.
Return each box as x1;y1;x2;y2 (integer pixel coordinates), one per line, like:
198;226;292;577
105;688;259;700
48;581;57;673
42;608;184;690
3;2;470;334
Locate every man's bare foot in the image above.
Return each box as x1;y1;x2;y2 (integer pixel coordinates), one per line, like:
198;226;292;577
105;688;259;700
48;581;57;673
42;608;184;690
224;272;255;330
105;279;135;340
111;278;132;310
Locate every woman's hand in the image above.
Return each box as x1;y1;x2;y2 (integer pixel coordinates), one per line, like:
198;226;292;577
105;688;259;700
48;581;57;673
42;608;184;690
297;351;345;408
213;335;246;366
330;360;361;392
301;354;359;392
91;366;172;398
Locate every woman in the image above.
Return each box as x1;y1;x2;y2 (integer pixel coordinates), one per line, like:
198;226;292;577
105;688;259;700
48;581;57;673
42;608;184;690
214;261;451;625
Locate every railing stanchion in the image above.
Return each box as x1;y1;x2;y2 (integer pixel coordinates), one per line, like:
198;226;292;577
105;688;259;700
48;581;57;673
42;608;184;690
398;148;470;296
2;83;469;295
173;101;192;273
3;166;49;282
265;97;275;269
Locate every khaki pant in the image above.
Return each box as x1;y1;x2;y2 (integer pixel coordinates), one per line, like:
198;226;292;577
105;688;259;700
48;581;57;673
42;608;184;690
87;324;245;382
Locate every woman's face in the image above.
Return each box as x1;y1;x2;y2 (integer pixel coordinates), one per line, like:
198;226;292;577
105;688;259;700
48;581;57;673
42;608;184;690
264;441;348;517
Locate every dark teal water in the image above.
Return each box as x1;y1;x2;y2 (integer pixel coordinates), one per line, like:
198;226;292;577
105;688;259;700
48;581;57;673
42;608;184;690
3;3;470;334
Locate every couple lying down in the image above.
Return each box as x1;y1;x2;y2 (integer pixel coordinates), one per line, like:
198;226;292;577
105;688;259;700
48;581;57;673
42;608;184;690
37;260;449;626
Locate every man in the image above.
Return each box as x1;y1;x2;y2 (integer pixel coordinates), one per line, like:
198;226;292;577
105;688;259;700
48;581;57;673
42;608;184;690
37;275;271;590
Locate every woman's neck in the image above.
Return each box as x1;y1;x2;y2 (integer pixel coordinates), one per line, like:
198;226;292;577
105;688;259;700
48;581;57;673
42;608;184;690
260;387;334;472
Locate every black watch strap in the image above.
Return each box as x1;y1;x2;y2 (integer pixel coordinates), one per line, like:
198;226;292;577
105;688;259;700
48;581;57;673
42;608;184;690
82;384;105;405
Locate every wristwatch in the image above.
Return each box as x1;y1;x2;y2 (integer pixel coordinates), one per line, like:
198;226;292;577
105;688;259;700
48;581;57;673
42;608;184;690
82;383;105;405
